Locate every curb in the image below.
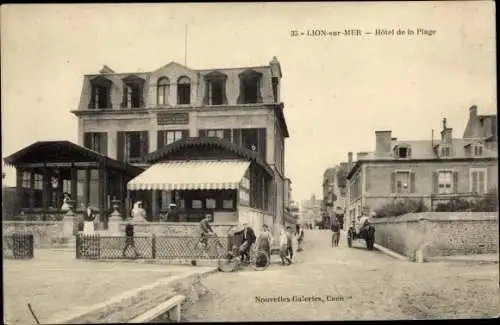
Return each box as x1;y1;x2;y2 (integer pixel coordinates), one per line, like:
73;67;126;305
45;267;217;324
426;256;499;264
373;243;410;261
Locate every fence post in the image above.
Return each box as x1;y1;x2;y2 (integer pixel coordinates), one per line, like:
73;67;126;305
97;234;101;259
76;234;80;259
152;234;156;259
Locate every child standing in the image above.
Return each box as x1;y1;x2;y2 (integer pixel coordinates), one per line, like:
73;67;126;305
256;224;273;258
279;228;291;265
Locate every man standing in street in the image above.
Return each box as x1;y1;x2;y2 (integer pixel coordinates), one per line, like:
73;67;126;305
122;223;139;258
240;222;256;262
331;216;341;247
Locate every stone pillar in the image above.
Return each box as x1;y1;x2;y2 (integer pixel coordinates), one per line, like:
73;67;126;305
63;199;76;246
57;172;64;208
42;168;51;209
83;168;90;207
98;167;106;225
70;167;78;207
108;200;122;236
15;168;23;213
152;190;158;221
29;172;35;209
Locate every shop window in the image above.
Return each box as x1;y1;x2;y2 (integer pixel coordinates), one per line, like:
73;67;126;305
192;200;203;209
223;199;234;209
206;198;217;209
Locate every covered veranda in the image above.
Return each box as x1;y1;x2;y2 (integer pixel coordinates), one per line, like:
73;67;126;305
3;141;143;224
126;137;276;228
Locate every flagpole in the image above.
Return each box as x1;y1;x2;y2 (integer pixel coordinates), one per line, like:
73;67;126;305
184;24;188;66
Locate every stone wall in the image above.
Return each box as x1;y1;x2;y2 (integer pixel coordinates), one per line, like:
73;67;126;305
371;212;499;261
117;222;237;237
2;221;66;248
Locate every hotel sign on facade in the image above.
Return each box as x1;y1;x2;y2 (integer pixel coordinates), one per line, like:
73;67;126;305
157;112;189;125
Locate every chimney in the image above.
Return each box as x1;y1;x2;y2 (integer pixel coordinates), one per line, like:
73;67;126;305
375;131;392;157
269;56;282;78
99;65;115;74
441;117;453;143
347;152;353;172
469;105;477;117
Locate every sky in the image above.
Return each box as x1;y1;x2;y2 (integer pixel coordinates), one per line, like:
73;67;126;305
1;2;496;203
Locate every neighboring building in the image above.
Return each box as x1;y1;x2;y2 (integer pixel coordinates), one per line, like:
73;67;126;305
283;178;297;226
4;57;290;231
301;194;322;226
345;105;498;226
322;163;348;217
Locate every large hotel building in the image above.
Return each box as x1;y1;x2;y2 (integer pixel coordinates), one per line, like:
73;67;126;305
5;57;291;231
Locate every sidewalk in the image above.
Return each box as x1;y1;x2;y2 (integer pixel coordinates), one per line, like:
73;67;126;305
426;253;498;264
3;249;215;324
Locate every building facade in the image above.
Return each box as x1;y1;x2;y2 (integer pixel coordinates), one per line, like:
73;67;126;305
300;194;322;227
322;163;348;217
5;58;290;230
346;105;498;226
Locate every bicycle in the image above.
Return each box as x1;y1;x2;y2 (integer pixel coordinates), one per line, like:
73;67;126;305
188;227;271;272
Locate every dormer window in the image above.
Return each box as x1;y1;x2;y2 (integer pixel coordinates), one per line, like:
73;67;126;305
89;76;112;109
204;72;227;105
440;145;451;158
122;75;145;109
393;144;411;159
238;70;263;104
473;144;483;156
177;76;191;105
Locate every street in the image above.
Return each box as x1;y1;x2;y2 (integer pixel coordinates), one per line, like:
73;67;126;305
183;230;498;321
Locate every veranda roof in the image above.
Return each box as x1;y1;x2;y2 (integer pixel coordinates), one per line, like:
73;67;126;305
127;160;251;191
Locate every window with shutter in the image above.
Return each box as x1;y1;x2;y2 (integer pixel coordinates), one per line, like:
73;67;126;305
437;170;453;194
117;132;125;162
157;131;165;150
410;172;416;193
453;172;458;193
141;131;149;158
100;133;108;156
257;128;267;160
223;129;231;141
469;168;487;194
390;172;396;193
233;129;242;147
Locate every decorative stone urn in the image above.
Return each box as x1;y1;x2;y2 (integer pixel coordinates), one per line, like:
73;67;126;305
108;200;122;236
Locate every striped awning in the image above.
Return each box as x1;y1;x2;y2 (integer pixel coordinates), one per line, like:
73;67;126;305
127;160;251;191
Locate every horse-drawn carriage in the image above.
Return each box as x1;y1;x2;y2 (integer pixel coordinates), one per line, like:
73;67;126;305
346;219;375;250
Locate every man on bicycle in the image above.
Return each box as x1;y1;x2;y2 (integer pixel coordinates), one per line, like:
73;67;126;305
199;213;216;247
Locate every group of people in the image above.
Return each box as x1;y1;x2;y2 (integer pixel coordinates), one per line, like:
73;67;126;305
198;213;306;267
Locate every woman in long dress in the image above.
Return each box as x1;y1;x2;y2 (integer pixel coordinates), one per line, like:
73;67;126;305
131;201;146;221
60;193;71;212
255;224;274;259
83;205;96;234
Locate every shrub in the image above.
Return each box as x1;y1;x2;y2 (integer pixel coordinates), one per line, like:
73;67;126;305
374;198;429;218
435;188;498;212
435;198;472;212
